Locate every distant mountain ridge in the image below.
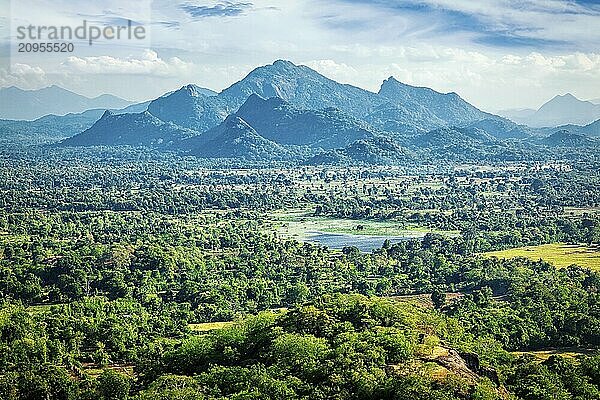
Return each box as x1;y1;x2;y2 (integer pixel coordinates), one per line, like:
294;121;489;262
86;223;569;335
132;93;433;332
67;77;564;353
141;60;500;136
500;93;600;127
64;60;509;157
0;101;151;144
0;85;133;120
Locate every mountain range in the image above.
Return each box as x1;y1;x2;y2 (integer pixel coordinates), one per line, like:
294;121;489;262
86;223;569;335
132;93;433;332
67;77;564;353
60;60;509;156
0;85;134;120
0;59;589;164
500;93;600;127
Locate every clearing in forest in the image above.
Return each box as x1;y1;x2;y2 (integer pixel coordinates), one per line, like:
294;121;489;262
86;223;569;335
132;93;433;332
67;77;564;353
484;243;600;270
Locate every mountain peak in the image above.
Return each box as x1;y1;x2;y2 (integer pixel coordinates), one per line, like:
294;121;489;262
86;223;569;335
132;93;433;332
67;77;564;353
100;110;115;119
381;77;438;91
529;92;600;126
223;114;252;129
234;92;376;149
182;84;203;97
380;78;462;100
272;59;297;68
382;76;402;85
380;76;409;91
61;109;196;148
168;84;217;98
146;84;226;131
544;93;587;106
558;93;577;100
186;113;291;161
540;93;593;109
219;59;384;119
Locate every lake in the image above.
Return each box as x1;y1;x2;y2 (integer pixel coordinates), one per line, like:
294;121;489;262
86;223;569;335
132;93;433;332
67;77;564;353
304;231;416;252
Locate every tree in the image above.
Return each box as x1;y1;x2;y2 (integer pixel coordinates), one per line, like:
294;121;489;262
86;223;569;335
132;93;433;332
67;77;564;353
431;288;447;310
97;370;131;400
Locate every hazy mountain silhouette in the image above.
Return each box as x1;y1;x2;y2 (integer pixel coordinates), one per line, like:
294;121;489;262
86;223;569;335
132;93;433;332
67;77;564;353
0;85;132;120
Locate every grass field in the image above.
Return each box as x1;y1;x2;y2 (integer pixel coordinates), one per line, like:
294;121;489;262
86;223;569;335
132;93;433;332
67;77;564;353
512;348;597;362
484;243;600;270
188;321;234;332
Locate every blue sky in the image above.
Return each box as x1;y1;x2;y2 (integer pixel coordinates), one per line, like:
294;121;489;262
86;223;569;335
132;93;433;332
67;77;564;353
0;0;599;110
333;0;599;49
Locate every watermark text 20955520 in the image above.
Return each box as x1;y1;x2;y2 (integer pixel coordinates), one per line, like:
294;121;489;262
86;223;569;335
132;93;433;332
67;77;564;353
17;42;75;53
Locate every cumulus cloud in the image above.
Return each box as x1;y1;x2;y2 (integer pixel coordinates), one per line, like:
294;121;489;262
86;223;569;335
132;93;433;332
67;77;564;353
0;64;49;88
519;52;600;72
302;59;358;83
60;50;193;76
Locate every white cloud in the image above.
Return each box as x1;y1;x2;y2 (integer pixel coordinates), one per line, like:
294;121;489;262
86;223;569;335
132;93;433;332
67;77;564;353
0;63;49;88
521;52;600;72
60;49;193;76
302;59;358;83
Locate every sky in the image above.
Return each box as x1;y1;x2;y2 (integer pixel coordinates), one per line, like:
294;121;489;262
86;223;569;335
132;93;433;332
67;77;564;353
0;0;599;111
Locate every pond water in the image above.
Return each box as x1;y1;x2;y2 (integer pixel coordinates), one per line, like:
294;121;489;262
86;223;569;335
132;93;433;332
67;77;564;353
304;231;418;252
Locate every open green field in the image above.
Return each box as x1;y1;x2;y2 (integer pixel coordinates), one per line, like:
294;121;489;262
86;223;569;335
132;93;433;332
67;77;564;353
270;209;459;240
484;243;600;270
563;206;600;216
512;347;597;362
188;321;234;332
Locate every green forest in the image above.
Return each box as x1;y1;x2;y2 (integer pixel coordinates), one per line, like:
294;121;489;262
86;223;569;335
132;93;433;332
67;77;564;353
1;147;600;399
